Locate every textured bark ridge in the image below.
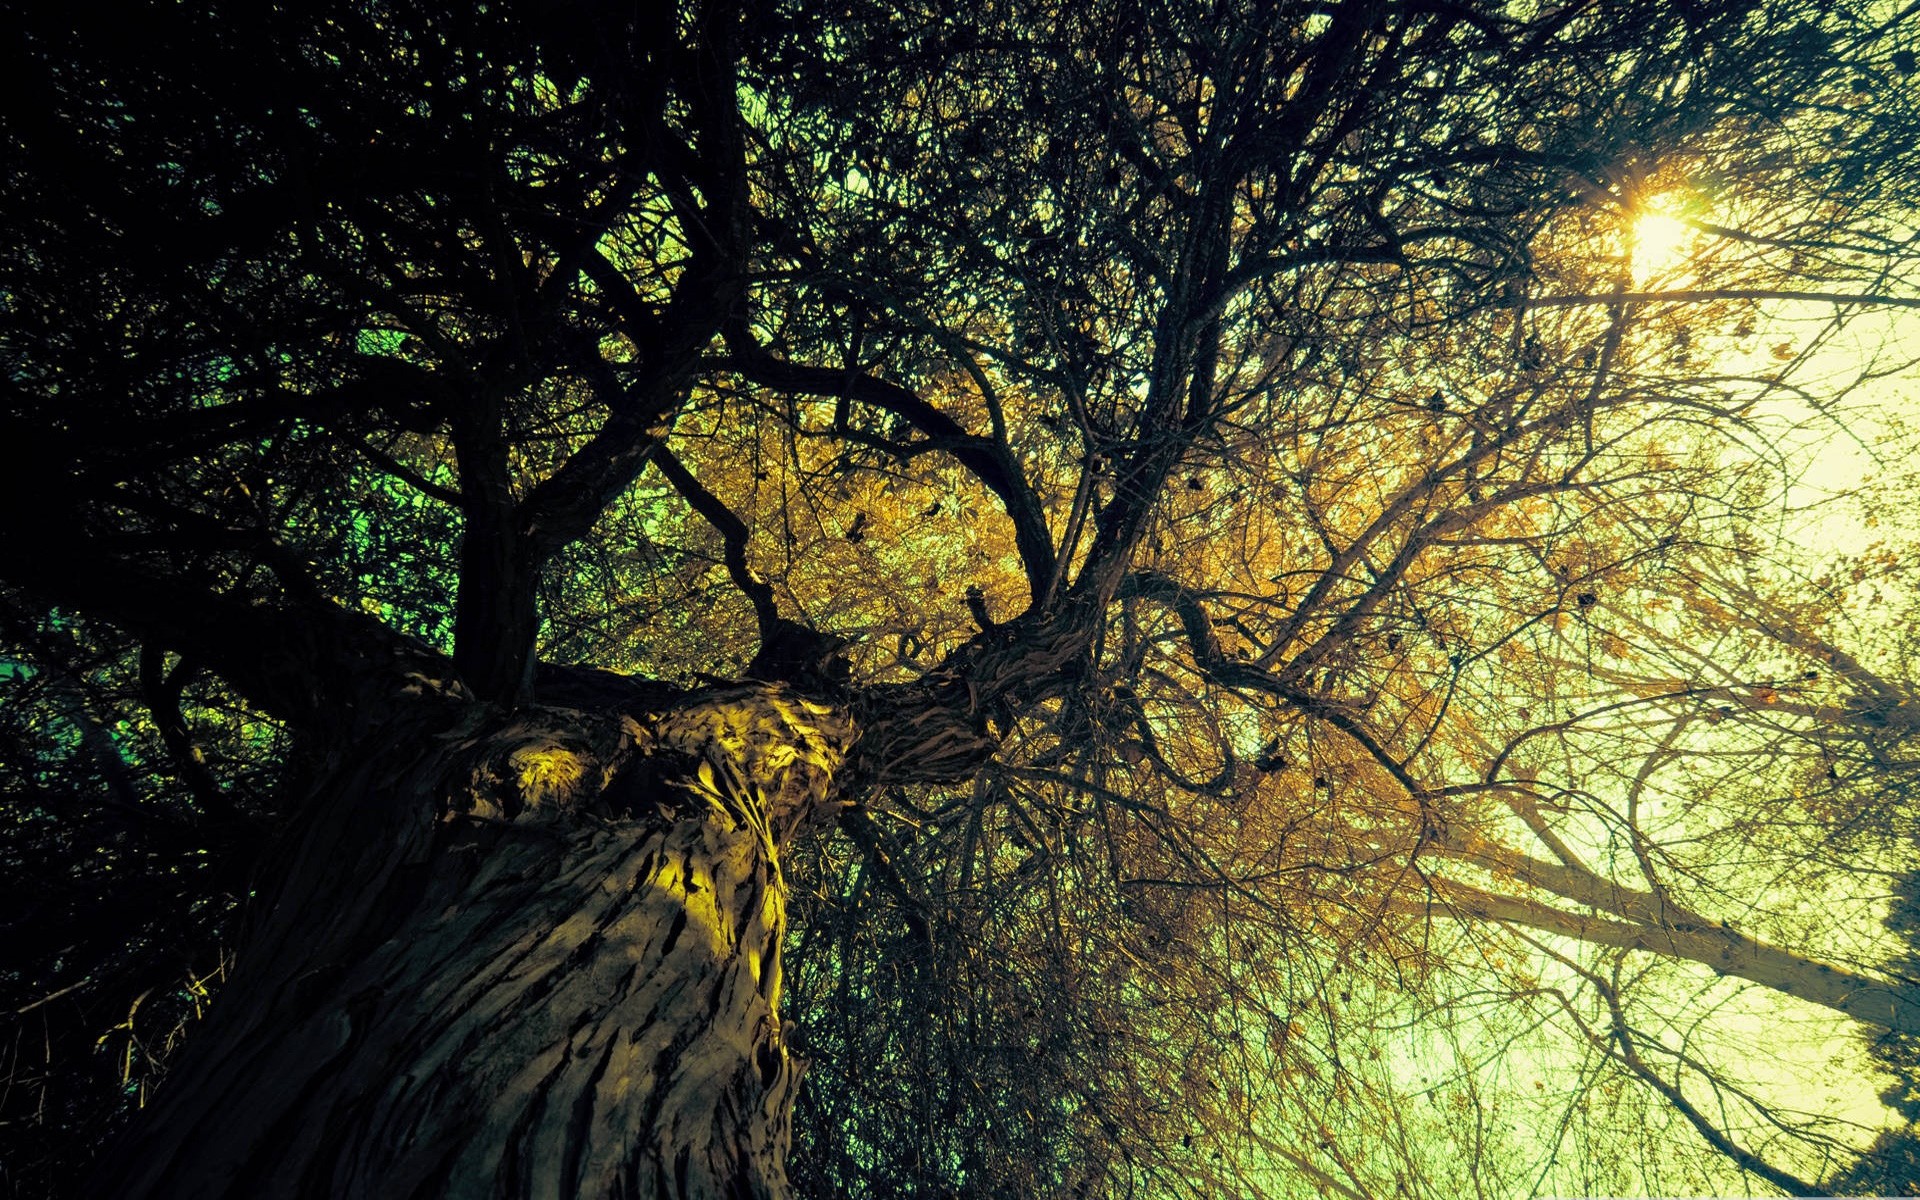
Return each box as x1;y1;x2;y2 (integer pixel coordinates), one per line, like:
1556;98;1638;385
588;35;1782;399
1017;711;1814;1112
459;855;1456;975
91;684;855;1200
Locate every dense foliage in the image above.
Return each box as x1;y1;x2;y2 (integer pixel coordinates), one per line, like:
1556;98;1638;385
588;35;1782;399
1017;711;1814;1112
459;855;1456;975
4;0;1920;1195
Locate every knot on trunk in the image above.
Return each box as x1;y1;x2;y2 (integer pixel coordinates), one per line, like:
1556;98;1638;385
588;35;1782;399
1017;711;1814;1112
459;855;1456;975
449;708;635;820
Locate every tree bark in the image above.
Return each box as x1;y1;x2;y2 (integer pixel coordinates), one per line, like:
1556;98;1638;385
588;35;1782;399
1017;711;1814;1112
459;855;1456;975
1423;879;1920;1036
90;683;853;1200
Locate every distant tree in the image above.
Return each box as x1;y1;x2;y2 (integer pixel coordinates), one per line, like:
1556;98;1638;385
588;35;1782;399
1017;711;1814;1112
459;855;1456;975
3;0;1919;1196
1826;862;1920;1197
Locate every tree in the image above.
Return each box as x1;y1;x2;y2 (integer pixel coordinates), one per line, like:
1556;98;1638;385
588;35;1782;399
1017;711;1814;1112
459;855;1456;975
3;0;1919;1196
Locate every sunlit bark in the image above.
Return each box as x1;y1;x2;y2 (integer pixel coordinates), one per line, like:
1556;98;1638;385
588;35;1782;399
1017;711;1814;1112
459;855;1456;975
90;687;852;1200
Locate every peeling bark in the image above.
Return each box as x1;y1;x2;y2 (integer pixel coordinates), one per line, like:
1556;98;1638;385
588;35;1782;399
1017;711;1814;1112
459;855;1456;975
90;684;854;1200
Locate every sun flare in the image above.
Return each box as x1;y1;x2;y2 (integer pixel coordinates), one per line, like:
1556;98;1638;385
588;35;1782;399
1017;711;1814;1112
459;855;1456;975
1629;208;1693;282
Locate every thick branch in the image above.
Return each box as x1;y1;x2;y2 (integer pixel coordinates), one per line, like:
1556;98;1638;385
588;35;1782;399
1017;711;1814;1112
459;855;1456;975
138;645;240;822
449;394;532;703
847;594;1106;788
37;362;446;473
447;15;752;702
648;444;845;687
651;445;779;634
0;496;460;735
723;332;1058;606
1421;879;1920;1035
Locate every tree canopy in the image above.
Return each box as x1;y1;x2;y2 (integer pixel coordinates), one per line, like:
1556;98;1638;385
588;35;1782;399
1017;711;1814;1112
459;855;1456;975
4;0;1920;1195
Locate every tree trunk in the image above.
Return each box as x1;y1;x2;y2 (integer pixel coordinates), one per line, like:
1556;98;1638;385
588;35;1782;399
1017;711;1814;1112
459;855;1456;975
90;683;853;1200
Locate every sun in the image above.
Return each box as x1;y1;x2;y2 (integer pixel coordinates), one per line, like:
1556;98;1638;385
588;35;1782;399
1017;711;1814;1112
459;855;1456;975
1628;206;1695;283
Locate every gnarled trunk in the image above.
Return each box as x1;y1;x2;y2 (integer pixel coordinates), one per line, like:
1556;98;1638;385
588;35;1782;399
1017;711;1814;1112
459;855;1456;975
92;684;853;1200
